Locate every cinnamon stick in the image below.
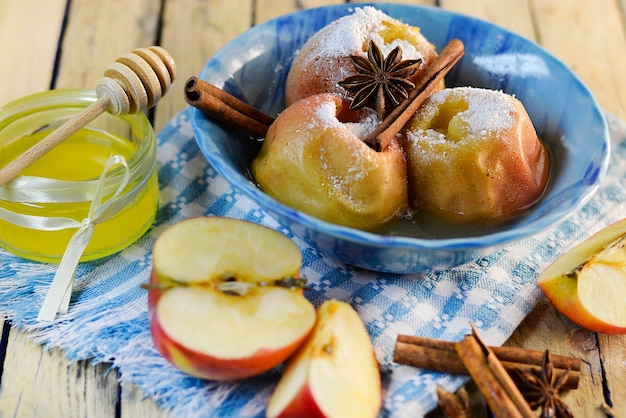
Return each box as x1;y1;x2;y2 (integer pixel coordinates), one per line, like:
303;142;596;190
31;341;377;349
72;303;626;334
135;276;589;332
363;38;465;151
184;76;275;138
455;326;535;418
394;334;580;390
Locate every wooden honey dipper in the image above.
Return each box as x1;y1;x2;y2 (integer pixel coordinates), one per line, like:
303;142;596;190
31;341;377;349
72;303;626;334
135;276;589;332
0;46;176;186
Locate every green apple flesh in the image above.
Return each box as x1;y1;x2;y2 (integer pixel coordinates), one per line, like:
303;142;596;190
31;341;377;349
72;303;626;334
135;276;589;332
538;218;626;334
266;300;382;418
148;216;316;380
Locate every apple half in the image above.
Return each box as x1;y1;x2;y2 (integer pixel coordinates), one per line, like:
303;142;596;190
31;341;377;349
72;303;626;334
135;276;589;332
147;216;316;380
538;218;626;334
266;300;382;418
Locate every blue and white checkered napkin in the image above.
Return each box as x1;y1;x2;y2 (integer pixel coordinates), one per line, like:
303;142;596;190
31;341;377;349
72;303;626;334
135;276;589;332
2;109;626;417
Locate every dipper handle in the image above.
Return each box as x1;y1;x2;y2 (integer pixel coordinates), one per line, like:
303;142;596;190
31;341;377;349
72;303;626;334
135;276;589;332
0;46;176;187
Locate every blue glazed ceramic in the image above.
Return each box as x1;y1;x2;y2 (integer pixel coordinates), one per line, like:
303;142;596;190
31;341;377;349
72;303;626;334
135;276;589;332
190;4;610;274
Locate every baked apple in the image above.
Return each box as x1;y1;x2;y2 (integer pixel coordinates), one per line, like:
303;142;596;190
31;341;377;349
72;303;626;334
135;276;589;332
403;86;550;220
251;93;408;230
285;6;439;107
147;216;316;380
266;300;382;418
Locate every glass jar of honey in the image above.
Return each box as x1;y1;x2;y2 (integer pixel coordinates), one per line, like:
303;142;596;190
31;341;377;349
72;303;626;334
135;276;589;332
0;89;159;263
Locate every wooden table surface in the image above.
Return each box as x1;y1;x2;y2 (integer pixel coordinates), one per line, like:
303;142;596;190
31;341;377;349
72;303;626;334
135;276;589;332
1;1;625;417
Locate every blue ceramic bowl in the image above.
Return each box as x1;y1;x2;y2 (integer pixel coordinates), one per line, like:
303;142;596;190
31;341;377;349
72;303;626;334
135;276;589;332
190;4;610;274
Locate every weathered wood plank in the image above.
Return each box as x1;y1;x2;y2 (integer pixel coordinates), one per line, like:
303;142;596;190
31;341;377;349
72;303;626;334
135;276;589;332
347;0;438;13
350;0;436;5
441;0;536;39
154;0;255;131
598;333;626;415
254;0;343;24
529;0;626;119
120;382;173;417
504;299;608;417
0;0;66;104
53;0;162;90
0;329;118;417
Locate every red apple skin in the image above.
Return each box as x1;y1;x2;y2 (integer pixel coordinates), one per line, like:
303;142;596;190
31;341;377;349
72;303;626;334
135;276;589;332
538;218;626;335
148;307;310;380
269;384;325;418
266;300;382;418
538;267;626;335
147;271;311;380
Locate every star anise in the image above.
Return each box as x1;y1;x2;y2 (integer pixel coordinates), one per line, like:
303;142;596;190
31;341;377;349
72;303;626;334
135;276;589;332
512;350;574;418
339;40;422;120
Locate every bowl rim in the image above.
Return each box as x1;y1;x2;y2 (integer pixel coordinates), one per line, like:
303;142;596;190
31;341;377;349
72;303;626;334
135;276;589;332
190;3;611;251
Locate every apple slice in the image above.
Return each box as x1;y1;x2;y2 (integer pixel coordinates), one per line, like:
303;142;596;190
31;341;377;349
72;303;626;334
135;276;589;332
147;216;316;380
266;300;382;418
538;218;626;334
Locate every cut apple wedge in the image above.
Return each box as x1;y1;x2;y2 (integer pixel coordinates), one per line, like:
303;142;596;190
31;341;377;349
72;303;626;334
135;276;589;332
538;218;626;334
266;300;382;418
147;216;316;380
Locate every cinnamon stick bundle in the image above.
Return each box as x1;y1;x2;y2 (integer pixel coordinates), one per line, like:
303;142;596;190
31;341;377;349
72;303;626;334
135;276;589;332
184;76;274;138
455;328;535;418
393;333;581;390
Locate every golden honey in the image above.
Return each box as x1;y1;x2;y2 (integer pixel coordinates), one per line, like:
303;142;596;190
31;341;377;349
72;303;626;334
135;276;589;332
0;90;159;263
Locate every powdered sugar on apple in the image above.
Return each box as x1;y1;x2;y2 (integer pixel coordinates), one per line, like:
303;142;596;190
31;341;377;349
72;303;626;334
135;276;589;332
285;6;437;105
313;98;379;139
314;104;380;205
407;87;516;146
304;7;427;62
